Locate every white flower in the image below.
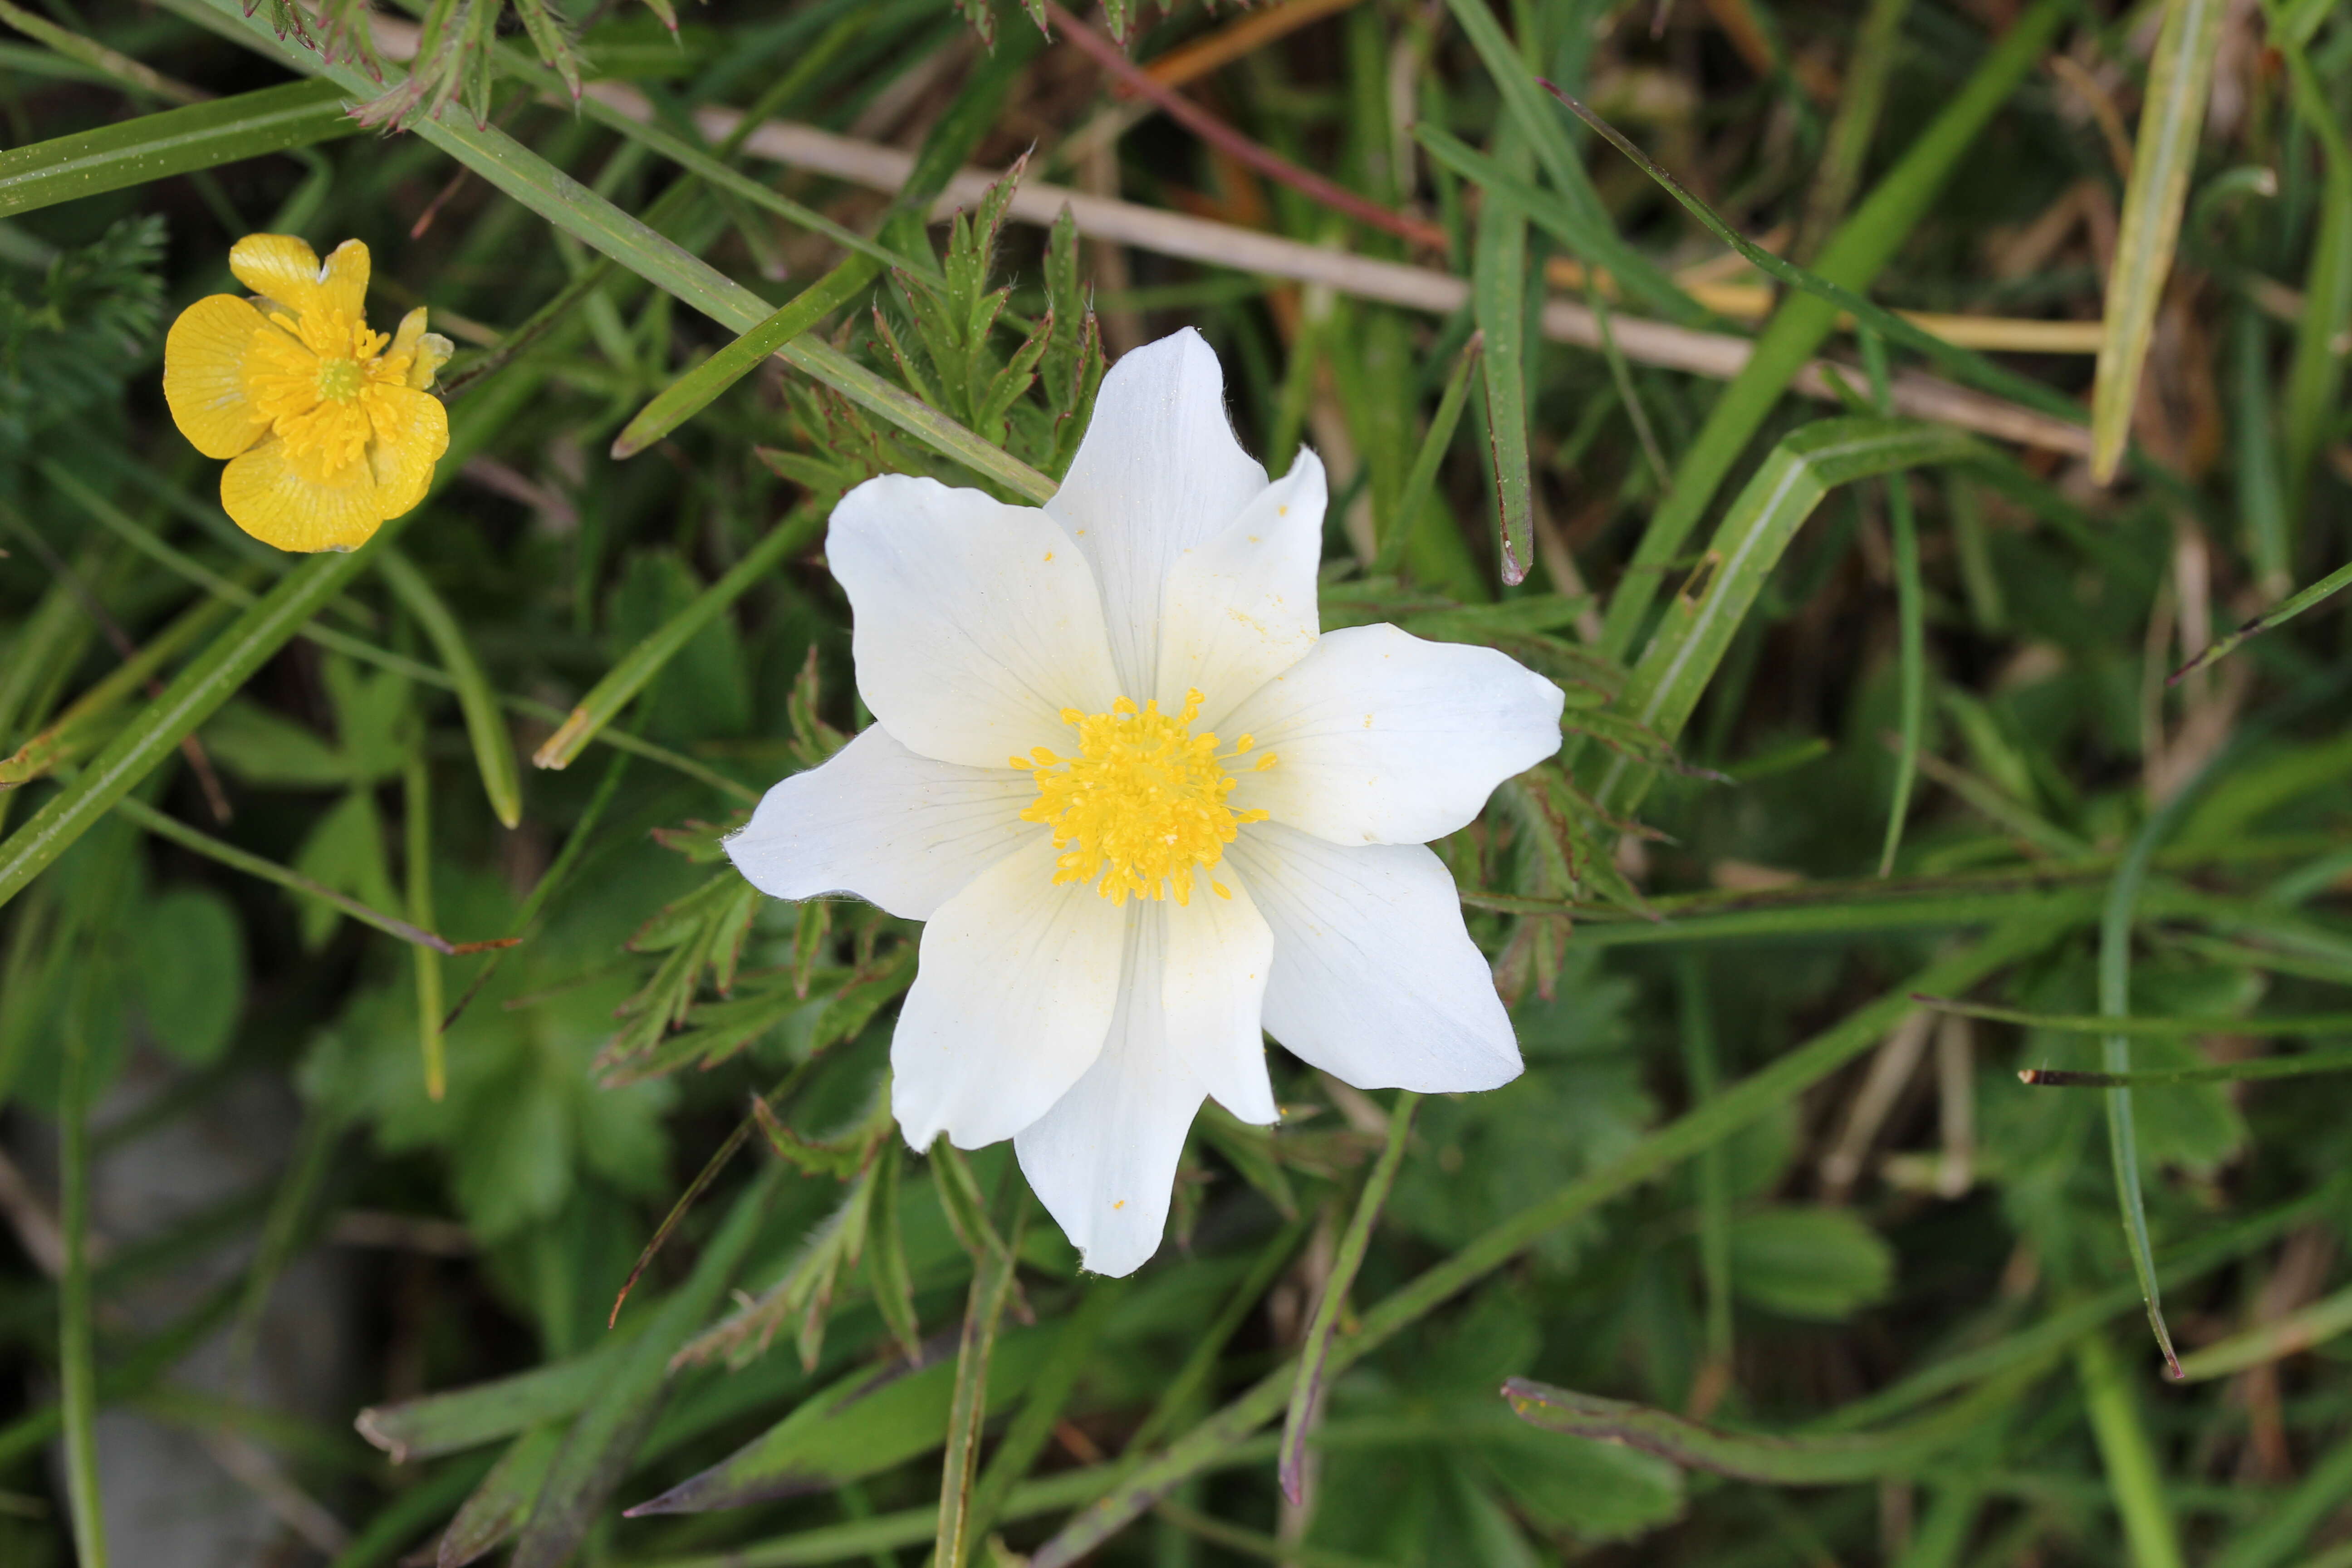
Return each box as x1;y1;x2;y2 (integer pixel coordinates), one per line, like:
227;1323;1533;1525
727;330;1564;1276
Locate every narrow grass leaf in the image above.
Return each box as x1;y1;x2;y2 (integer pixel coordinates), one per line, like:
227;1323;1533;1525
2074;1332;2186;1567
59;963;108;1568
1502;1364;2035;1485
357;1333;647;1464
1473;145;1535;585
2171;555;2352;683
612;259;879;459
508;1167;779;1568
435;1426;563;1568
1280;1091;1418;1504
935;1204;1025;1568
2172;1282;2352;1382
1593;417;1979;814
0;78;352;218
2088;0;2228;481
113;797;514;957
377;550;522;830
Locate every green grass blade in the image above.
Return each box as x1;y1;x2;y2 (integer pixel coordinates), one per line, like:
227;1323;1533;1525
508;1167;779;1568
2172;1281;2352;1382
966;1283;1119;1544
533;508;820;770
2015;1050;2352;1088
377;549;521;831
1473;140;1535;586
1676;957;1734;1377
402;748;446;1101
1503;1364;2035;1485
113;796;513;956
935;1203;1025;1568
1593;417;1980;814
2212;1431;2352;1568
0;0;205;103
173;0;1054;504
612;257;880;459
0;531;406;916
1863;332;1926;877
433;1426;564;1568
1588;0;2066;665
0;78;353;218
1917;996;2352;1039
1440;0;1705;324
59;965;108;1568
1279;1091;1417;1505
2088;0;2228;481
2267;3;2352;518
2073;1331;2185;1567
2171;555;2352;682
1371;331;1480;578
1794;0;1911;256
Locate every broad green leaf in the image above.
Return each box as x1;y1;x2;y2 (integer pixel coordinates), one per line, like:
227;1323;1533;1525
199;700;352;789
1726;1206;1895;1321
0;78;354;218
291;791;398;952
127;887;245;1067
2088;0;2229;480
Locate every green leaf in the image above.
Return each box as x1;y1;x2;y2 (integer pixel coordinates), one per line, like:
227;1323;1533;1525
1502;1362;2034;1484
435;1425;564;1568
1592;417;1980;815
2088;0;2229;480
357;1333;645;1463
376;549;523;830
509;1167;779;1568
290;791;398;952
0;78;354;218
198;701;352;789
1472;138;1535;587
127;887;245;1067
1726;1206;1895;1321
627;1326;1058;1514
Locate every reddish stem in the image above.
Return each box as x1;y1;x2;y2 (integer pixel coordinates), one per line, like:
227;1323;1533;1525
1041;2;1449;254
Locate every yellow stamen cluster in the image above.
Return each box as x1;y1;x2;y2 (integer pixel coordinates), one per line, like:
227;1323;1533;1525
246;308;412;484
1013;689;1278;906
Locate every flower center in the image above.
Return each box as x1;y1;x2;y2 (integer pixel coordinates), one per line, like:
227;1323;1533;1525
245;308;397;484
1013;688;1277;906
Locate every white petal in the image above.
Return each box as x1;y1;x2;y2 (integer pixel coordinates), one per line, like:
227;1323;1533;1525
1225;823;1520;1093
892;835;1126;1149
1016;908;1200;1276
829;473;1119;769
1164;874;1278;1124
1224;624;1563;846
725;725;1040;920
1048;329;1269;698
1153;449;1327;729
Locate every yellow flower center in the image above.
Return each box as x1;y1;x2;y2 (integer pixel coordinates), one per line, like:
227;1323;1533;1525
1013;688;1277;906
245;308;409;485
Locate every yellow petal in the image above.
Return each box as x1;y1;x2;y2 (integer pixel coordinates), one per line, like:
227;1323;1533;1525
221;437;385;553
387;307;456;390
361;383;449;521
162;294;276;458
229;235;370;323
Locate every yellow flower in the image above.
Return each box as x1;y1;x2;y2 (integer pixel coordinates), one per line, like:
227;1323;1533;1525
163;235;454;554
